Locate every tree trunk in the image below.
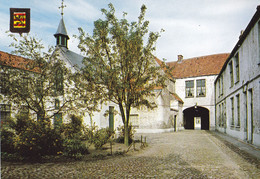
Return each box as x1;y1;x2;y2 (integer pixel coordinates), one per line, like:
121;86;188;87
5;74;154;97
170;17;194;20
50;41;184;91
124;104;131;146
124;122;129;146
118;103;129;146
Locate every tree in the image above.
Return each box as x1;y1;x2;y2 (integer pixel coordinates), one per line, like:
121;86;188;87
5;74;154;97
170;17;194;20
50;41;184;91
0;34;94;123
76;4;167;146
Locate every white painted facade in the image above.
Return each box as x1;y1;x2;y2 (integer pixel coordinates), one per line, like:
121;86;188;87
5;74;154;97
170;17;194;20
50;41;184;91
83;78;183;133
215;6;260;147
173;75;217;130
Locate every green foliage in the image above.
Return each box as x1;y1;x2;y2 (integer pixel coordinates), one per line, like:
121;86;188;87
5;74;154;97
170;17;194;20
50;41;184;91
76;3;167;146
62;134;89;159
61;115;84;138
61;115;89;159
0;33;84;121
13;116;63;158
1;114;63;159
115;125;134;144
1;128;16;153
92;128;114;149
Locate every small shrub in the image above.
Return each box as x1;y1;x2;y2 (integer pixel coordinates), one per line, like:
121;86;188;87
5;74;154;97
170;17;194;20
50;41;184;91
62;115;84;138
1;128;15;153
92;128;114;149
13;118;63;159
62;134;89;159
61;115;90;159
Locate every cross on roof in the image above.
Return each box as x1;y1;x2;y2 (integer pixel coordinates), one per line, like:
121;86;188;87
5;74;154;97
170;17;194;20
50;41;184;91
59;0;66;16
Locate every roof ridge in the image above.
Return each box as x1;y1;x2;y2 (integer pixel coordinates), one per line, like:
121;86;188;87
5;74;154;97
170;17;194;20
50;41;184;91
167;53;230;64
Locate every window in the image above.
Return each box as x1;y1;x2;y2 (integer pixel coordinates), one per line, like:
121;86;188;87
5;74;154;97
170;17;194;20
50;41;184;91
196;79;206;97
0;104;11;126
218;104;222;127
130;114;139;128
55;99;60;109
235;53;240;83
229;61;234;87
54;113;62;128
185;80;194;97
236;94;240;128
231;97;234;126
218;76;223;97
58;36;62;46
36;78;44;98
55;68;64;95
218;79;221;97
258;21;260;64
221;103;225;127
0;73;9;95
221;75;224;95
20;105;29;117
22;77;29;94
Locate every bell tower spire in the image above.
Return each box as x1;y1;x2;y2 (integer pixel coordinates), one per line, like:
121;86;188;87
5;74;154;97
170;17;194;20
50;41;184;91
54;0;69;48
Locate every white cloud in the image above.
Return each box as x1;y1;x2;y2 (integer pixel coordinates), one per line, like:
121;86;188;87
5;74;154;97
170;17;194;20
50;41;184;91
1;0;260;61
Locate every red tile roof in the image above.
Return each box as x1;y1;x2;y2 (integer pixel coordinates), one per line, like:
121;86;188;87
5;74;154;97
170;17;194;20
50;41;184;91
167;53;229;79
0;51;39;72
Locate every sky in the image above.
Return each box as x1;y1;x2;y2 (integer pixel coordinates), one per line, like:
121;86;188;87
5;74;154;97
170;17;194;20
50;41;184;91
0;0;259;62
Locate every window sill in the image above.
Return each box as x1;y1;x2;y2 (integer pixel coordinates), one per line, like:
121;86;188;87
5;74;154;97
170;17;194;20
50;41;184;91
185;96;194;98
235;126;241;131
196;95;206;98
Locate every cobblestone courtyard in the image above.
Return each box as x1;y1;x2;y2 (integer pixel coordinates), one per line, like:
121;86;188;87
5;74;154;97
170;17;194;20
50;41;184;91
2;130;260;178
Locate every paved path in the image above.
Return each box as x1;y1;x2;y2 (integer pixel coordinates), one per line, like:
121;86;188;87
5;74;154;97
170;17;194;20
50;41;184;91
2;130;260;178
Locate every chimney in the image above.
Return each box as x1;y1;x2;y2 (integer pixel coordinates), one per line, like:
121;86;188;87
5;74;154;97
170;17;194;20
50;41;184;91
177;55;183;63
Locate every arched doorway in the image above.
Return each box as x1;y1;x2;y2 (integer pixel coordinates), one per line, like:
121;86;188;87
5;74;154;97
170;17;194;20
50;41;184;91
183;106;209;130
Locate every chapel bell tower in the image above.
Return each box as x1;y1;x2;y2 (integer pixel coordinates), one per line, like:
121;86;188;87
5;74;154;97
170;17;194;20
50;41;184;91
54;0;69;48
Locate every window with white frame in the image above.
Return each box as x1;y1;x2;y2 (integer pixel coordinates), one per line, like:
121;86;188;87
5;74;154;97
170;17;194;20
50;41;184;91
229;61;234;87
236;94;240;128
196;79;206;97
185;80;194;97
235;53;240;83
231;97;234;126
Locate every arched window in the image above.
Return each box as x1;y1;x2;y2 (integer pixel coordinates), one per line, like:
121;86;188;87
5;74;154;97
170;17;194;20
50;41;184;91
55;68;63;95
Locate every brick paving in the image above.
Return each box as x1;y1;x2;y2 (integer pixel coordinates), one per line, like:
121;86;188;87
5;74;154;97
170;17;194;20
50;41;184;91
2;130;260;178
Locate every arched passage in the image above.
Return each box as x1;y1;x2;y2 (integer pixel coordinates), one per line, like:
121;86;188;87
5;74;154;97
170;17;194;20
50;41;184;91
183;106;209;130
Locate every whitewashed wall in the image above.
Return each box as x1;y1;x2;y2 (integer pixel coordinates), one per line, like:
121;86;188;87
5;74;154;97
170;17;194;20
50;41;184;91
174;75;217;130
215;18;260;147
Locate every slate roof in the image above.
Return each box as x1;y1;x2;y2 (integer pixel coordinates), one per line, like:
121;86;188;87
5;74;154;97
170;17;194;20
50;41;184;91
58;47;84;69
167;53;229;79
54;18;69;38
0;51;39;72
